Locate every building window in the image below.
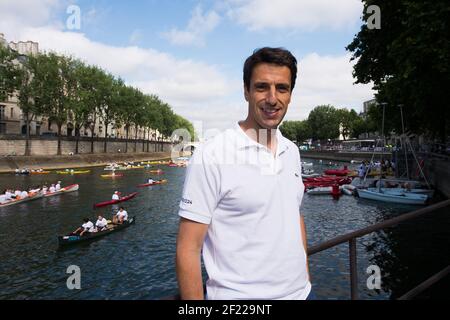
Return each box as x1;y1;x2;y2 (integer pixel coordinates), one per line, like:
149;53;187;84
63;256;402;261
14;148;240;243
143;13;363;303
0;105;5;120
10;108;13;118
0;123;6;134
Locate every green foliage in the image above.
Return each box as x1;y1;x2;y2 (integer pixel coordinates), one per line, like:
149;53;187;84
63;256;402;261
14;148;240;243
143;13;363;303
0;45;20;102
2;48;194;143
347;0;450;141
280;120;311;144
307;105;341;140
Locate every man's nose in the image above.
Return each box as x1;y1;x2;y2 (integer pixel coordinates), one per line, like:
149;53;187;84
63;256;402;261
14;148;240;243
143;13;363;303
266;86;277;105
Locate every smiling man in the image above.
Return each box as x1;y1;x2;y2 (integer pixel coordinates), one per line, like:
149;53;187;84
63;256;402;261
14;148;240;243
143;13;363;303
176;47;311;300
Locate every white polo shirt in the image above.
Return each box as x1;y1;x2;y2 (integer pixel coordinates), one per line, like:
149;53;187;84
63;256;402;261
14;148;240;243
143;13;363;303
179;123;310;300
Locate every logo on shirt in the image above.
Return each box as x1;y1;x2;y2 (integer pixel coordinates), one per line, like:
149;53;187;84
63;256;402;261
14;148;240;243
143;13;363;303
181;197;193;205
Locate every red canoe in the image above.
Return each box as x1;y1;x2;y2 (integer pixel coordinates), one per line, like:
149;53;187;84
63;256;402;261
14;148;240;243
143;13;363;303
137;180;168;188
323;169;353;176
93;192;138;208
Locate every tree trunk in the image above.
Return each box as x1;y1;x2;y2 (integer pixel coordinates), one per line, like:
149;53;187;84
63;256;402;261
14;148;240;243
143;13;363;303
142;128;146;152
24;112;31;156
90;115;96;154
57;123;62;156
104;120;109;153
135;127;138;152
75;125;80;155
125;126;129;153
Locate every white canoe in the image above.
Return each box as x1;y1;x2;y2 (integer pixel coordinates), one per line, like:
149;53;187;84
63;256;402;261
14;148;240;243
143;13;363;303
357;188;427;205
0;193;44;208
44;184;79;198
301;162;314;167
376;187;434;198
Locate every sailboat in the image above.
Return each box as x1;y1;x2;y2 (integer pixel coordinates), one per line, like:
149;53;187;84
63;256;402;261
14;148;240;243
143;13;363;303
357;104;434;205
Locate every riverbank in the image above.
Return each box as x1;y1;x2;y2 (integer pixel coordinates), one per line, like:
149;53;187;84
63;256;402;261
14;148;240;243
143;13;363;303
0;152;174;173
301;150;392;162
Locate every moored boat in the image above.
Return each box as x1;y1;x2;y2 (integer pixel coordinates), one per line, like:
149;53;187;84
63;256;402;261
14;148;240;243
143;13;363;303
357;188;428;205
58;217;135;247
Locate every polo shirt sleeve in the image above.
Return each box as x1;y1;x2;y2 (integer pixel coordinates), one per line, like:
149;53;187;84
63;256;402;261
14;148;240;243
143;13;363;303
178;146;220;225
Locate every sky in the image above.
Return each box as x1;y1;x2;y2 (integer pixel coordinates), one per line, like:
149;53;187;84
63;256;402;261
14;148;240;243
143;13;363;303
1;0;375;137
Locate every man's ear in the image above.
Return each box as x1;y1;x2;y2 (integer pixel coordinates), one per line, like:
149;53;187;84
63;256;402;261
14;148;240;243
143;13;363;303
244;85;249;102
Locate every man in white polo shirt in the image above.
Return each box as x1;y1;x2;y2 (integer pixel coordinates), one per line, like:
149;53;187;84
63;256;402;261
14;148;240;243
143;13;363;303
176;47;311;300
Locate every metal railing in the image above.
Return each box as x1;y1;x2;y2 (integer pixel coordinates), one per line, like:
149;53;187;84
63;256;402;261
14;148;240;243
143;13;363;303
165;199;450;300
307;199;450;300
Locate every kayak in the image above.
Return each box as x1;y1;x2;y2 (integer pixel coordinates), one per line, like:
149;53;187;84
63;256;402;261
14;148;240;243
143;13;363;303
58;217;135;247
93;192;138;208
0;192;44;208
44;184;79;198
56;170;91;175
148;170;164;174
101;173;124;178
137;180;168;188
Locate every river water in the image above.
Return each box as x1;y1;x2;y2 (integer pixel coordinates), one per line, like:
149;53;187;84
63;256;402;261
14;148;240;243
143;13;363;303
0;159;448;300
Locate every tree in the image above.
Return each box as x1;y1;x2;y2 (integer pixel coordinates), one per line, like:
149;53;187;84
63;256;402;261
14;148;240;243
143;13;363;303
17;54;40;156
280;120;311;144
347;0;450;142
337;108;360;140
307;105;340;141
73;62;97;154
33;53;77;155
0;45;20;103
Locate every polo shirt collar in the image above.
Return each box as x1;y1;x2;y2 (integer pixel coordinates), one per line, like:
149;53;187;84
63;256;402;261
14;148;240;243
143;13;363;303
234;122;289;156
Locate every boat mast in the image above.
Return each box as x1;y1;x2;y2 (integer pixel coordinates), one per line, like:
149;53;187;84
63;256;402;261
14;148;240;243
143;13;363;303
399;104;410;179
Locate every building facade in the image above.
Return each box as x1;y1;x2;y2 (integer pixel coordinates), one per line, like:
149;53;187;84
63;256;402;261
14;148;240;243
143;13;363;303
0;33;164;141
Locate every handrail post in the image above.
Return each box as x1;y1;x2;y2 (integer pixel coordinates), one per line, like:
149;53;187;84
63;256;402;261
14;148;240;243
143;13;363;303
349;238;358;300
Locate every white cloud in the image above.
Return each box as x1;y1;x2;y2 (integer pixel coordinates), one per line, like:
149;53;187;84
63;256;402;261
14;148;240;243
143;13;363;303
226;0;363;31
162;5;221;46
286;53;375;121
0;1;375;133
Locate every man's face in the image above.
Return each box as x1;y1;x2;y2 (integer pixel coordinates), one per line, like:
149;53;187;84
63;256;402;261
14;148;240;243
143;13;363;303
244;63;292;130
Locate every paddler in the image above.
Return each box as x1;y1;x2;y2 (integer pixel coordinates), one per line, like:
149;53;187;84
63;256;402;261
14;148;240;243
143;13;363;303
72;218;95;236
112;191;120;200
95;214;109;231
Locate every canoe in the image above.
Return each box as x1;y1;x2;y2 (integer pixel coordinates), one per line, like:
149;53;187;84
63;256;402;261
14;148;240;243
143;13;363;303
56;170;91;175
323;169;354;176
101;173;124;178
93;192;138;208
0;192;44;208
357;188;428;205
58;217;135;247
137;180;168;188
44;184;79;198
31;171;51;175
307;187;333;195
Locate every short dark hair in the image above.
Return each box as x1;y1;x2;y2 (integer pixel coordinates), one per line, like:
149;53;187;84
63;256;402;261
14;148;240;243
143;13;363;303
243;47;298;92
